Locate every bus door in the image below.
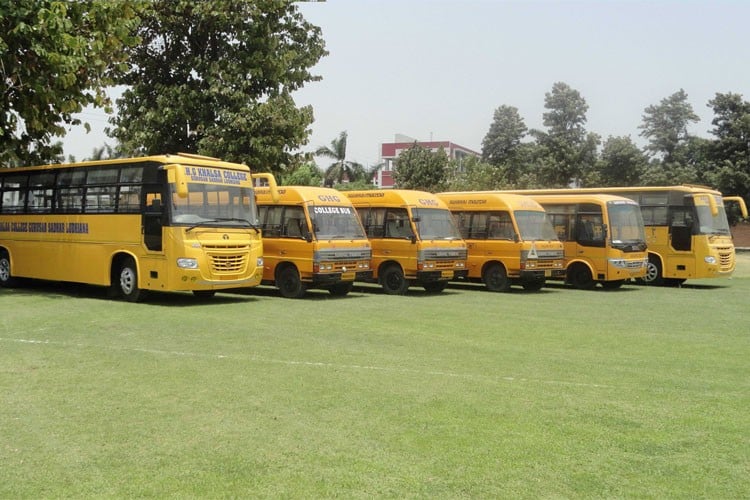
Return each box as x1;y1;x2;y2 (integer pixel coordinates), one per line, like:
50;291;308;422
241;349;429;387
143;190;164;252
669;205;693;252
574;204;607;276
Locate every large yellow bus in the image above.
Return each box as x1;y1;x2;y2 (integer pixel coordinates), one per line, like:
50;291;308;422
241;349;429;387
501;193;649;289
437;191;565;291
254;186;372;298
505;186;749;285
0;153;277;301
344;189;467;294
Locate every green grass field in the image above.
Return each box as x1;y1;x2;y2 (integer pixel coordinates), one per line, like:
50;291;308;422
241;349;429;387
2;255;749;498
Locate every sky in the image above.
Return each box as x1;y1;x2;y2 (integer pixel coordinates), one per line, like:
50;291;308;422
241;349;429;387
63;0;750;169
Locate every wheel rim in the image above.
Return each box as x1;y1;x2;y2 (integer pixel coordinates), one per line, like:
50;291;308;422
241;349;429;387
644;262;659;282
386;272;403;290
0;258;9;282
120;267;136;295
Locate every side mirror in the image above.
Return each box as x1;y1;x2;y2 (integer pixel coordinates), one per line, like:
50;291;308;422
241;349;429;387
410;234;417;244
304;231;313;243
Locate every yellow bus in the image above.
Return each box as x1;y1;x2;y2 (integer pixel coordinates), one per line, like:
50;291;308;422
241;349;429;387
0;153;277;301
506;186;749;285
254;186;372;298
344;189;467;294
437;192;565;291
503;193;649;289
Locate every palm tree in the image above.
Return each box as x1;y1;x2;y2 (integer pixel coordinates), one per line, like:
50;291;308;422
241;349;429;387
315;131;365;186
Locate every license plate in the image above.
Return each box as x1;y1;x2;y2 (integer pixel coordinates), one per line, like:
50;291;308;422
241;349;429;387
341;272;355;280
441;271;453;278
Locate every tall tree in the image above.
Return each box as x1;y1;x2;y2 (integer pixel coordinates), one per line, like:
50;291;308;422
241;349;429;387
394;143;449;192
639;89;699;165
705;92;750;203
109;0;326;177
530;82;600;187
481;105;528;180
1;0;141;166
315;131;365;186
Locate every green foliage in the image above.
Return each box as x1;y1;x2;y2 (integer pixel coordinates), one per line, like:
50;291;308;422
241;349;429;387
705;92;750;207
281;162;323;186
481;105;527;166
0;0;142;166
109;0;327;176
394;143;449;192
588;136;648;187
639;89;699;164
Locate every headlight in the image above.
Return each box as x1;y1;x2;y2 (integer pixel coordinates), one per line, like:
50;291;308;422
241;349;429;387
257;257;264;267
608;258;626;268
177;258;199;269
704;256;717;264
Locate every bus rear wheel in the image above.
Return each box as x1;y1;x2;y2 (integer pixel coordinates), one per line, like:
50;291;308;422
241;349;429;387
116;257;145;302
483;263;511;292
277;266;306;299
639;255;664;286
380;264;409;295
0;250;18;287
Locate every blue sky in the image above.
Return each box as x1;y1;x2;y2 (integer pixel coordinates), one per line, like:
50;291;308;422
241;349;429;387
64;0;750;168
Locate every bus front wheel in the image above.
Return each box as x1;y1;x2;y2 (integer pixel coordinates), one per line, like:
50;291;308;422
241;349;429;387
0;251;18;287
277;266;306;299
483;263;511;292
381;265;409;295
116;257;145;302
568;264;595;290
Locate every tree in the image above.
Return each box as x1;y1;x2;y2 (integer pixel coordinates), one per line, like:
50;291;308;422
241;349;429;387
591;136;647;187
315;131;366;186
481;105;527;175
393;143;449;192
109;0;327;177
704;92;750;205
282;161;322;186
639;89;699;164
1;0;141;166
530;82;600;187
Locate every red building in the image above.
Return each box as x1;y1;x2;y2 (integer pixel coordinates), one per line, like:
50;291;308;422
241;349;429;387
374;134;480;188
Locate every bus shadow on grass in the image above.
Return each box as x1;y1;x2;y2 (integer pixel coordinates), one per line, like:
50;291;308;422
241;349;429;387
226;285;372;301
2;280;258;306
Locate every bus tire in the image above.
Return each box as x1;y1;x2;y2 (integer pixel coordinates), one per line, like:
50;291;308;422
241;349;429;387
380;264;409;295
328;282;353;297
568;263;596;290
0;250;18;288
116;257;146;302
277;265;306;299
482;263;511;292
639;255;664;286
423;281;447;293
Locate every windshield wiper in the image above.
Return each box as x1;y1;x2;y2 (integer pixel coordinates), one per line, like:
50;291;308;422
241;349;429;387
185;219;220;233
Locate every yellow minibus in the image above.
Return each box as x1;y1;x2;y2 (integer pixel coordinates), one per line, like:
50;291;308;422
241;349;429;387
254;186;372;298
0;154;277;301
437;192;564;291
344;189;467;294
512;193;649;289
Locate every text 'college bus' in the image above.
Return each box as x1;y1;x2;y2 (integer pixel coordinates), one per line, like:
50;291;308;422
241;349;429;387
521;193;648;289
0;153;276;301
344;189;467;295
255;186;372;298
437;192;565;291
505;185;749;285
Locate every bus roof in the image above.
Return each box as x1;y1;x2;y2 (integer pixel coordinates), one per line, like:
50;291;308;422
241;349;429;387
343;189;449;209
513;192;640;205
5;153;250;173
255;185;353;205
499;185;723;196
437;191;545;211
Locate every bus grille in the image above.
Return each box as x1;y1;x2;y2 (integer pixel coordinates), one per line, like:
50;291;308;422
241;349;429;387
717;246;733;270
205;247;249;274
536;260;559;269
625;260;645;269
435;261;458;270
332;261;358;272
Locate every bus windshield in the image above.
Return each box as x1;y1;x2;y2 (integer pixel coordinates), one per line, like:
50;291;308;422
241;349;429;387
311;205;366;240
695;198;731;235
170;182;258;228
607;201;646;245
514;210;558;241
413;208;462;240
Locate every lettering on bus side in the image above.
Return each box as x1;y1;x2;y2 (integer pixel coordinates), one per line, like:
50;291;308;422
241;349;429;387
417;198;440;207
317;194;341;203
0;221;89;234
346;192;385;198
312;206;352;215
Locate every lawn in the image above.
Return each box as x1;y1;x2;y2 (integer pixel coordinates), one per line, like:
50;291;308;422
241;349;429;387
1;255;749;498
